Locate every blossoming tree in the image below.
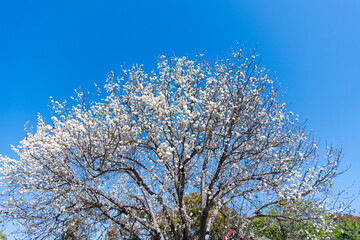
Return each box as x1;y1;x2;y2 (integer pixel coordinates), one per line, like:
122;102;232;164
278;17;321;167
0;50;341;239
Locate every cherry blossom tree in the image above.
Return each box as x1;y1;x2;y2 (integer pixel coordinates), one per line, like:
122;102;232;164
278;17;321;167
0;50;341;239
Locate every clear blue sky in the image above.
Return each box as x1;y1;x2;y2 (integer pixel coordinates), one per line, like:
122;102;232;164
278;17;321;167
1;0;359;227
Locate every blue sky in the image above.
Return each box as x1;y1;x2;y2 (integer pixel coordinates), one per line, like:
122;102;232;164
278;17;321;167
1;0;360;231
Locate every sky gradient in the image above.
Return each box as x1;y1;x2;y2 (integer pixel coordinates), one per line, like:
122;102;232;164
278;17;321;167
1;0;360;235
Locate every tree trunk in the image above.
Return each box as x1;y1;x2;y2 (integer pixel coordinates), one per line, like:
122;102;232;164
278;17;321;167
198;208;210;240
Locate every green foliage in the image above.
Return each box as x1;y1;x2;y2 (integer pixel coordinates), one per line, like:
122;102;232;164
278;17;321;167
249;210;360;240
251;216;280;239
248;201;334;240
333;216;360;240
0;231;6;240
